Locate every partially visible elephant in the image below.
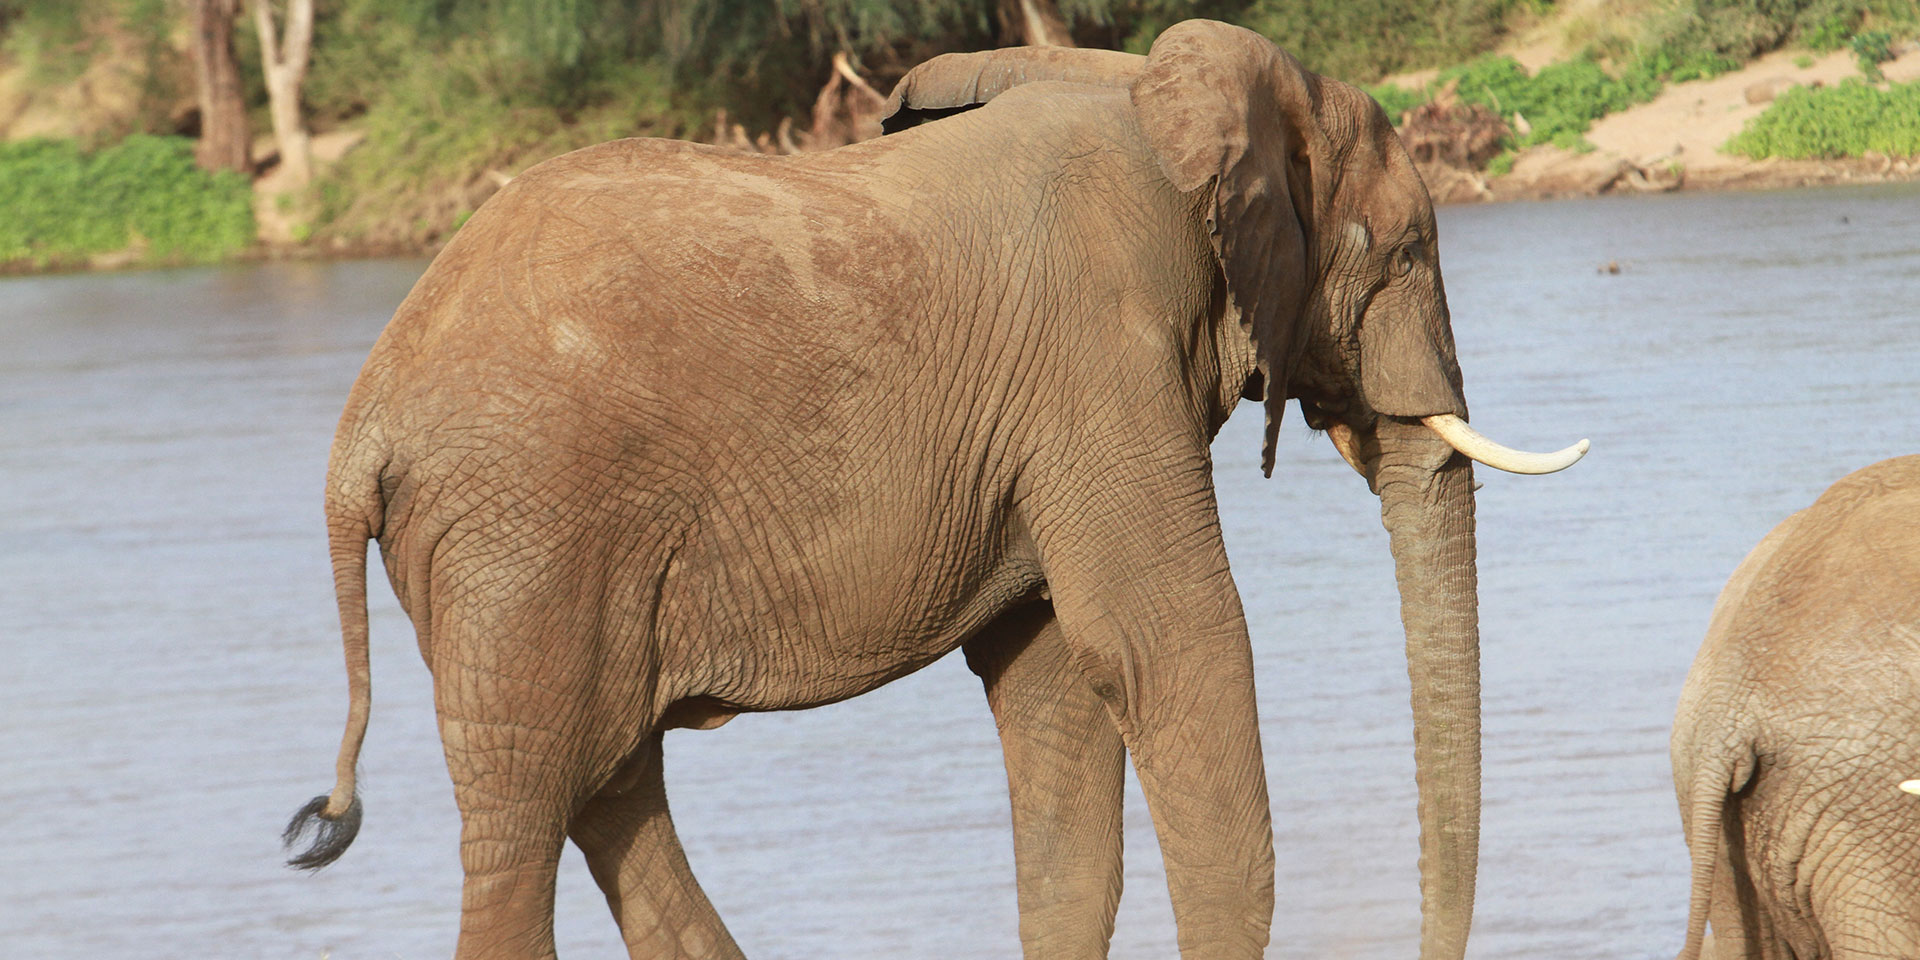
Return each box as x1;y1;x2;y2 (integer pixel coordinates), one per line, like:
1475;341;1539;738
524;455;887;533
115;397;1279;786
1673;455;1920;960
283;19;1585;960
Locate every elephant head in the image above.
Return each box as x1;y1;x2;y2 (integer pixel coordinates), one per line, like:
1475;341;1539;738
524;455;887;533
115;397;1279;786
885;20;1586;960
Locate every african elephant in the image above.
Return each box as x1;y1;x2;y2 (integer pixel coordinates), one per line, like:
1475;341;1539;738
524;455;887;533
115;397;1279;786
1673;455;1920;960
283;19;1585;960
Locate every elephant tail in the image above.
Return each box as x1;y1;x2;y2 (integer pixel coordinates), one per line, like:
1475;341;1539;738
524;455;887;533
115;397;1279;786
284;448;383;870
1676;748;1753;960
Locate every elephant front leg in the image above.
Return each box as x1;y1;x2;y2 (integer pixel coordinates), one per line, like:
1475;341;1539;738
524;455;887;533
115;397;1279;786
964;604;1126;960
570;732;745;960
1030;469;1275;960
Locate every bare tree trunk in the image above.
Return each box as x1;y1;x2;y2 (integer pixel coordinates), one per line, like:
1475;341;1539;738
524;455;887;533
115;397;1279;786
253;0;314;185
996;0;1075;47
192;0;249;173
801;53;886;151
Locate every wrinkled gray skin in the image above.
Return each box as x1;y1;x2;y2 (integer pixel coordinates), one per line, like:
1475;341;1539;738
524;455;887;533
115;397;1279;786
291;20;1494;960
1673;455;1920;960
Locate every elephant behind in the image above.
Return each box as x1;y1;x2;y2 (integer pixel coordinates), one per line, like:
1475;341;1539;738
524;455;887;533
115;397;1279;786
1672;454;1920;960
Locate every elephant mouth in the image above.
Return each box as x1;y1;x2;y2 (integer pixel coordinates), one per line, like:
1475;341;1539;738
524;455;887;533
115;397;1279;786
1300;400;1588;484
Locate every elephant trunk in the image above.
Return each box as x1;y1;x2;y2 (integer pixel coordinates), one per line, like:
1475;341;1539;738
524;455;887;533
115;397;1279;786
1373;417;1481;960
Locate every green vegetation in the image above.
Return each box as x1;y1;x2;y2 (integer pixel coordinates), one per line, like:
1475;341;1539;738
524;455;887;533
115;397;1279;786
1724;79;1920;158
2;0;1917;267
1280;0;1920;177
1850;28;1894;80
0;135;253;268
1441;55;1660;148
1367;81;1432;121
1372;53;1661;173
1633;0;1917;82
214;0;1552;245
309;29;694;244
1222;0;1539;83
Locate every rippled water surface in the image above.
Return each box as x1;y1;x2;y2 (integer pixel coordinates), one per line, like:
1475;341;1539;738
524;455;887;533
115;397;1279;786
4;182;1918;959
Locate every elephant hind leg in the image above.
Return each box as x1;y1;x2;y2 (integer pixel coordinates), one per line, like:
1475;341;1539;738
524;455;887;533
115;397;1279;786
570;732;745;960
426;575;664;959
439;707;576;960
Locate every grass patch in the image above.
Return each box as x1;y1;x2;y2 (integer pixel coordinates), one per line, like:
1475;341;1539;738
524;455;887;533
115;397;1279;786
0;135;254;268
1724;78;1920;158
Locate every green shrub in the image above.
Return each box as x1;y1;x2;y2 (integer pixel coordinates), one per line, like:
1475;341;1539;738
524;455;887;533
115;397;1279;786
1367;82;1431;122
313;52;691;245
1851;29;1894;80
1236;0;1527;82
1438;55;1660;149
1724;78;1920;158
0;135;254;268
1805;14;1852;51
1631;1;1920;83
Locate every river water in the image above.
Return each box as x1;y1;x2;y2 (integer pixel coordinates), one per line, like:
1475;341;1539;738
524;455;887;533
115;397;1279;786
3;182;1917;959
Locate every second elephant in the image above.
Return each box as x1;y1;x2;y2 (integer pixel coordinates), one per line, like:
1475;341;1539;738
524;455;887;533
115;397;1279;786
1673;454;1920;960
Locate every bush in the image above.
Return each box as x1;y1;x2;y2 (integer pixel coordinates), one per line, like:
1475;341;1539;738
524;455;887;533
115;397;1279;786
1631;1;1920;83
1438;55;1660;149
312;52;690;245
1851;28;1894;80
0;135;254;267
1367;82;1431;122
1723;79;1920;158
1235;0;1528;82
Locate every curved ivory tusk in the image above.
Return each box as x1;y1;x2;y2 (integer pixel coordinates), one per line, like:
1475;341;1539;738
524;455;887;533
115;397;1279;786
1421;413;1589;475
1900;780;1920;795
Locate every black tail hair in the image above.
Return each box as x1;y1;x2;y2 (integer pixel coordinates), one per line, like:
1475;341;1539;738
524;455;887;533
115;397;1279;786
282;794;363;871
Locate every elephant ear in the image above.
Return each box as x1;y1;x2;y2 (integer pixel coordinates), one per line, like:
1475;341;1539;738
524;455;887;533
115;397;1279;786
1131;20;1317;477
881;46;1145;134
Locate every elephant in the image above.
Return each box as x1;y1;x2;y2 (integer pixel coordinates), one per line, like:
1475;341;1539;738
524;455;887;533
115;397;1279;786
1673;454;1920;960
281;19;1586;960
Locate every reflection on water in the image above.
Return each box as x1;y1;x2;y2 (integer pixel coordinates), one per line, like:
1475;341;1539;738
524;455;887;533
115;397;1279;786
2;182;1917;959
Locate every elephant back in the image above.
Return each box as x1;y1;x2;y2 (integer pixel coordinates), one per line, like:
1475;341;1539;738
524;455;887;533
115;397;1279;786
881;46;1144;134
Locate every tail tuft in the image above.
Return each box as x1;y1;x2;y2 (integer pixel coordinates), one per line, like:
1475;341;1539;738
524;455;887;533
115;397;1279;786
283;794;363;870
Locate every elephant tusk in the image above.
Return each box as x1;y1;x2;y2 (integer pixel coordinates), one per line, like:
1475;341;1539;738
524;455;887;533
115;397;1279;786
1421;413;1589;475
1324;422;1370;478
1900;780;1920;795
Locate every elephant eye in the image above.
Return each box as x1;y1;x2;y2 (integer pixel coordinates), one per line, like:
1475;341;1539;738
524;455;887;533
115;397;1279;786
1390;246;1415;278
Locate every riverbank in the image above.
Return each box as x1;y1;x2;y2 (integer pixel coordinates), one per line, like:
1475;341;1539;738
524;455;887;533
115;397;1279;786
4;1;1918;275
8;139;1914;279
1435;42;1920;203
